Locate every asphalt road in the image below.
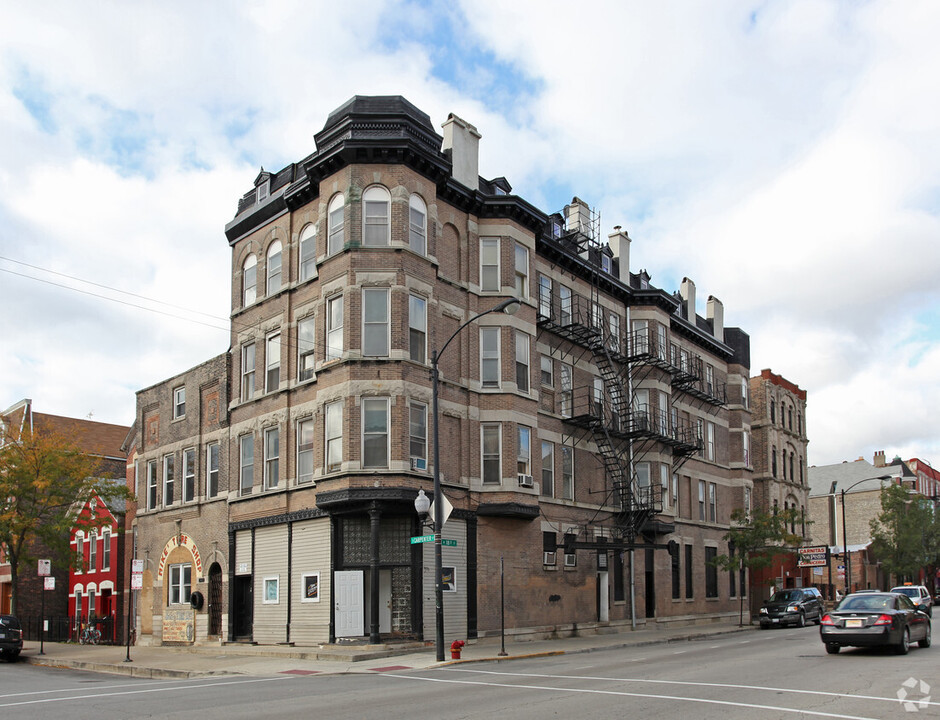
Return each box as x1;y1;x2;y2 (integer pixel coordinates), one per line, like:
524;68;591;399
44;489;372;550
1;625;936;719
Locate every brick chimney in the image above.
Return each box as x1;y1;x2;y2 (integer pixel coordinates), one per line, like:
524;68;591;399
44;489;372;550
680;277;696;322
706;295;724;342
873;450;886;467
607;227;630;284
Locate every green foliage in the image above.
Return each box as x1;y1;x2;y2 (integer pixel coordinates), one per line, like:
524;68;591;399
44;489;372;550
711;506;806;574
0;423;132;613
869;483;938;583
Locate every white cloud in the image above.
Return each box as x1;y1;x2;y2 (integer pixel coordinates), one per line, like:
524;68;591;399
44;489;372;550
0;0;938;466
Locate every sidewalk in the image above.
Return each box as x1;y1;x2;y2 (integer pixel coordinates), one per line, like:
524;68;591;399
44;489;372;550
18;620;755;679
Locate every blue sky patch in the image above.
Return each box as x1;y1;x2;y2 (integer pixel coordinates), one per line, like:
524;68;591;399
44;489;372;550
12;66;57;134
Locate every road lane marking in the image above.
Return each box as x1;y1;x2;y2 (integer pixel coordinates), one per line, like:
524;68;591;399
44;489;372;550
0;677;227;699
442;668;940;709
0;676;293;708
381;673;882;720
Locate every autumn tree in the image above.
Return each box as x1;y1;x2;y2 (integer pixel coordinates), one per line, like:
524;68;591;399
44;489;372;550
711;506;806;626
869;482;939;586
0;422;130;614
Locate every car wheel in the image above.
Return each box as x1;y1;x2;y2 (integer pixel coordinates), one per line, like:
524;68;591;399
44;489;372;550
896;627;911;655
919;623;931;648
797;611;806;628
814;613;822;626
826;643;841;654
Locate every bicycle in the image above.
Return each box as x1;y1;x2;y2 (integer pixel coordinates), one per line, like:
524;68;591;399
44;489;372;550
79;623;101;645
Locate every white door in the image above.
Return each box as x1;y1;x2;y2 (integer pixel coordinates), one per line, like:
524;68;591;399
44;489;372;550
598;571;609;622
364;569;393;634
335;571;364;637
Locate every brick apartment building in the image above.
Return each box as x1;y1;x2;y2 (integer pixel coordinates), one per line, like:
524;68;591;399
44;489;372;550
747;370;811;610
131;96;753;647
0;399;128;633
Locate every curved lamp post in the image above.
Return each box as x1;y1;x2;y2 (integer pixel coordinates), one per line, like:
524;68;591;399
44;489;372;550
415;297;521;662
835;474;892;596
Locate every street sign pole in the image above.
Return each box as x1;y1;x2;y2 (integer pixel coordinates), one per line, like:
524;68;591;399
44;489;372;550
37;559;50;656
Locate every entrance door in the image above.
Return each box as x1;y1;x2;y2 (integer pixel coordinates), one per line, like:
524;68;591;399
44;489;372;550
208;563;223;636
364;569;392;634
233;575;253;639
645;548;656;618
597;571;609;622
335;570;364;637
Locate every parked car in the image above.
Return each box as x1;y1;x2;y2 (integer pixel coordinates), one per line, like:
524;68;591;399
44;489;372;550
759;587;825;628
889;585;933;617
0;615;23;662
820;591;931;655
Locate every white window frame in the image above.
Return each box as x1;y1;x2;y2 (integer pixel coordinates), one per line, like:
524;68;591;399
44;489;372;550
561;445;574;500
481;423;502;484
515;331;529;392
243;254;257;307
299;223;317;282
608;313;621;354
298;315;316;382
540;355;553;387
263;576;280;604
168;563;192;606
297;418;314;484
560;285;572;325
514;242;529;298
361;397;389;469
706;422;715;461
362;186;390;247
326;294;344;361
328;193;345;255
300;571;321;603
409;294;427;363
409;194;427;255
102;529;111;570
362;288;390;357
206;442;219;498
265;331;281;392
660;464;670;509
163;454;175;506
480;236;500;292
264;426;279;490
88;531;96;572
709;482;717;522
559;362;572;417
538;274;551;317
409;401;427;468
172;386;185;419
239;434;254;495
241;343;255;401
480;326;501;388
698;479;706;520
541;440;554;498
266;239;282;295
325;401;343;472
183;447;196;503
517;425;531;476
147;460;158;510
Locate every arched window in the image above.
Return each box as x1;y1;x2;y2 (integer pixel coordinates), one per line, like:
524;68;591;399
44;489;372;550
299;224;317;282
243;254;258;306
362;186;390;246
328;194;345;255
266;240;282;295
409;194;427;255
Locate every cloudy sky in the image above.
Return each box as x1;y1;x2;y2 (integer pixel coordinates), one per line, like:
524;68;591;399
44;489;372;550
2;0;938;467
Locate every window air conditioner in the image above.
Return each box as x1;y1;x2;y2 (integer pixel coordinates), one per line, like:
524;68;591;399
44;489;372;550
411;457;427;471
517;474;534;488
543;551;556;566
564;553;577;567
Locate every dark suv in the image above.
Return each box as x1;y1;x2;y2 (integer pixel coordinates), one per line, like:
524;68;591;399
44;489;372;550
0;615;23;661
759;587;824;628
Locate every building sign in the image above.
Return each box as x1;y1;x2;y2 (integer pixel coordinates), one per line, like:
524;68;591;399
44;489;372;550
797;545;828;567
157;534;204;580
163;607;194;642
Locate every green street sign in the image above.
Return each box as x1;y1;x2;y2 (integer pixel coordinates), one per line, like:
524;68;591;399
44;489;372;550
410;535;434;544
441;539;457;547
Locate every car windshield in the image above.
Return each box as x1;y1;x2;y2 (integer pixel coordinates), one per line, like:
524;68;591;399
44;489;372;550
769;590;802;603
839;595;893;611
891;587;917;597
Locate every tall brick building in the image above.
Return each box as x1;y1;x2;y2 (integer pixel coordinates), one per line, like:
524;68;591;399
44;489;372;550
132;96;753;647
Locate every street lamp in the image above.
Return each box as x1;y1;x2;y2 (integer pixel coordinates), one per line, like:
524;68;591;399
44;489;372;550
422;296;521;662
835;474;892;596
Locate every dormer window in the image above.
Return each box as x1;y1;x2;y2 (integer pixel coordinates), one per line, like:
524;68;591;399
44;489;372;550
601;254;612;274
257;181;268;202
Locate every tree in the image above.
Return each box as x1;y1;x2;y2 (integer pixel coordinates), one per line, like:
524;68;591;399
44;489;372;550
0;421;131;614
711;506;805;626
869;482;938;586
